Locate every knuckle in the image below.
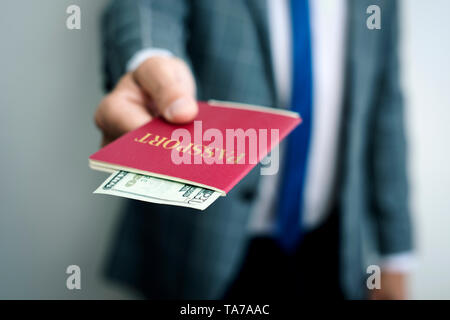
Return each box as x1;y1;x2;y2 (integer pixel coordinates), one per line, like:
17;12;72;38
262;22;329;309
94;106;104;130
95;96;109;129
139;56;170;75
100;94;115;113
95;94;117;128
172;57;188;68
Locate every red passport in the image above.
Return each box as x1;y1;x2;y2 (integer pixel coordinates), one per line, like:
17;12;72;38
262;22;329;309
89;100;301;195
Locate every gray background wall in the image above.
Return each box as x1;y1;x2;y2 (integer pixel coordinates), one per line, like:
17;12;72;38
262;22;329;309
402;0;450;299
0;0;130;299
0;0;448;299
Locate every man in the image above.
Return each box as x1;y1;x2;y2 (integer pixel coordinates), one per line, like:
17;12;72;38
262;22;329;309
96;0;413;299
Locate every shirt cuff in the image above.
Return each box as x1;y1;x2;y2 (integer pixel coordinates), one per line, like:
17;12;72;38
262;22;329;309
379;252;417;273
126;48;174;72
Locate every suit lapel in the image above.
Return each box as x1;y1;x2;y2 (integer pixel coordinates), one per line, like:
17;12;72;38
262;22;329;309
245;0;278;105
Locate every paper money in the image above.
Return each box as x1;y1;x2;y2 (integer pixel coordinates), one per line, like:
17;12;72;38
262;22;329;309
94;170;221;211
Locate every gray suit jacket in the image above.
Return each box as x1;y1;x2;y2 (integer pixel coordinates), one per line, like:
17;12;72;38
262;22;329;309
101;0;413;299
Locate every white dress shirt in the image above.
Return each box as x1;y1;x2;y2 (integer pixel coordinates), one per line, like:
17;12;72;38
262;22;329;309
248;0;347;232
126;0;414;272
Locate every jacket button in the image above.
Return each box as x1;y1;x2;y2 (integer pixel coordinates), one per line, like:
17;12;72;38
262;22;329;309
241;189;256;202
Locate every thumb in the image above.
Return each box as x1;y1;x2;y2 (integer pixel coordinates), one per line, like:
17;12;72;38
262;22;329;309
133;56;198;123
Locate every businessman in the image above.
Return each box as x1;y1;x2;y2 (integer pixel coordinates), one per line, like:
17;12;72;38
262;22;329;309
96;0;414;299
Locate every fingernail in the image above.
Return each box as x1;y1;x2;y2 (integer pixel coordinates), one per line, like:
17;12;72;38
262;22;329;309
165;97;190;121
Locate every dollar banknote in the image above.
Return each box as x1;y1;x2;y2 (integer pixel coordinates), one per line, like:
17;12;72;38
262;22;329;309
94;170;221;210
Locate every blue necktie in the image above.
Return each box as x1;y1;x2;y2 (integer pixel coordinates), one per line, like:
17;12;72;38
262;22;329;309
276;0;313;253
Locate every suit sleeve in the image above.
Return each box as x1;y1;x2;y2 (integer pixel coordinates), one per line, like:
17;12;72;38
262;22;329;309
101;0;191;91
369;1;414;256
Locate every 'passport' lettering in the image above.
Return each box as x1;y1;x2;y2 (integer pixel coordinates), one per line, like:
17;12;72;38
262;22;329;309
133;132;245;164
